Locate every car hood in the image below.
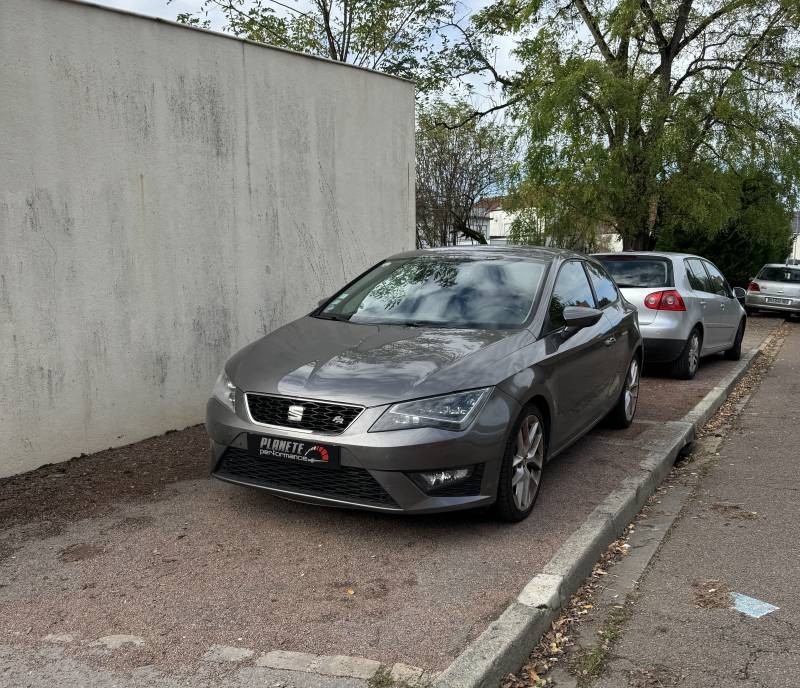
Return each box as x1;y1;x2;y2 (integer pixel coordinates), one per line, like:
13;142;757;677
227;316;535;407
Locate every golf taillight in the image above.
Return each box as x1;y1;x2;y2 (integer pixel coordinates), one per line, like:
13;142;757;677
747;281;761;292
644;290;686;311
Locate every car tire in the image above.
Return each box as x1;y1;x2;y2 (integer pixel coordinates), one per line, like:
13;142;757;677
724;319;746;361
494;405;547;522
606;355;641;429
671;327;702;380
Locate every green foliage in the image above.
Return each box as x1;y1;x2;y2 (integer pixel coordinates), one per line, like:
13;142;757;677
171;0;461;93
466;0;800;249
657;170;794;286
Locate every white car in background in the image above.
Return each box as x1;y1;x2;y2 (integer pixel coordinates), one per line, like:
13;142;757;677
593;252;747;379
745;264;800;316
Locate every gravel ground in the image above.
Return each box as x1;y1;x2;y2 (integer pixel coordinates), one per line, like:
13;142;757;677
0;314;784;680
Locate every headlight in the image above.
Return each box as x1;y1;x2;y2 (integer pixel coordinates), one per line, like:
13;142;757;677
369;388;491;432
212;369;237;412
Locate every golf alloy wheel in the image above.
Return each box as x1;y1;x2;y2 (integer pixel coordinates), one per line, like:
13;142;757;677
688;331;700;376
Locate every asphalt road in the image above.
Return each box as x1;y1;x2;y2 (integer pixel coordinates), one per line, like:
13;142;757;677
583;318;800;688
0;315;783;685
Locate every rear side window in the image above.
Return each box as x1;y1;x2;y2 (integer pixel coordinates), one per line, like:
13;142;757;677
598;256;673;288
585;262;619;308
703;261;732;297
547;261;596;330
685;258;713;293
758;266;800;283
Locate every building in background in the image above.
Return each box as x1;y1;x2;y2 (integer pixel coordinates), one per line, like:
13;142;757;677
458;197;623;251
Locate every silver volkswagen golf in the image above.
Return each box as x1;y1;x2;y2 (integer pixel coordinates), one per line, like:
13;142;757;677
745;264;800;316
206;247;642;521
594;252;746;379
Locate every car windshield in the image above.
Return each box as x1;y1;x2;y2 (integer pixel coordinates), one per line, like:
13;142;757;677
758;267;800;283
315;255;547;329
597;256;673;288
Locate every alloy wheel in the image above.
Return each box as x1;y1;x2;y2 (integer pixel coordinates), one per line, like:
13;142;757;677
511;415;545;511
624;358;640;421
688;333;700;375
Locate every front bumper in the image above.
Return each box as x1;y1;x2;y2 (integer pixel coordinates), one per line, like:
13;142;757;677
205;390;519;514
746;293;800;314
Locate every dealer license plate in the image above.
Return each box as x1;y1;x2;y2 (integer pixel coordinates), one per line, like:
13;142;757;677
247;434;340;469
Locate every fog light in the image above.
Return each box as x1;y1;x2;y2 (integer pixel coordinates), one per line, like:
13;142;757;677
411;467;473;492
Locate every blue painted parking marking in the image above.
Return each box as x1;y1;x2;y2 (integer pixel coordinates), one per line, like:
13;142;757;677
730;592;779;618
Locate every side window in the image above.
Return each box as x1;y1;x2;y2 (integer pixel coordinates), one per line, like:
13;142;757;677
703;261;732;298
547;261;596;330
685;258;712;293
585;262;619;308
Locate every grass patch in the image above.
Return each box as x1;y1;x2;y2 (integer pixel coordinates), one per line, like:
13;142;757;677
368;667;395;688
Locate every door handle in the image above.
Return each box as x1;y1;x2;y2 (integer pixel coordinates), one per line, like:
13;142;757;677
700;300;707;306
604;336;616;346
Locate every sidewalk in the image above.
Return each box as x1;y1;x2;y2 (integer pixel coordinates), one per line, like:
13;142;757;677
587;321;800;688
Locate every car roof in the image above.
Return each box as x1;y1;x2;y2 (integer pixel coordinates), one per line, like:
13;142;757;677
592;251;701;260
387;246;584;262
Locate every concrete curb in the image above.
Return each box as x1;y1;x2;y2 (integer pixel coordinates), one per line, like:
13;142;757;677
433;344;765;688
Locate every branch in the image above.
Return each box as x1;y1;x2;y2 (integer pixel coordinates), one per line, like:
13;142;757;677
668;0;694;56
674;0;750;57
639;0;668;50
426;98;523;131
687;8;787;159
573;0;616;63
210;0;294;44
446;22;514;87
369;1;425;71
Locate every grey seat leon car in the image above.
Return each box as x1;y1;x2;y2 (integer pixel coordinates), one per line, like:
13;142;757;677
206;247;642;521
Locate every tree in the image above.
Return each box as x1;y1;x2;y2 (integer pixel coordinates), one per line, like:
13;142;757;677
458;0;800;249
172;0;462;92
657;168;794;285
416;101;513;247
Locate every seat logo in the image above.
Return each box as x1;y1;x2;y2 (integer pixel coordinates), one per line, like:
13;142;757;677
287;404;304;422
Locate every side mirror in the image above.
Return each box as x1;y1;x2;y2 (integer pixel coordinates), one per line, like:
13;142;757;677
733;286;746;302
563;306;603;329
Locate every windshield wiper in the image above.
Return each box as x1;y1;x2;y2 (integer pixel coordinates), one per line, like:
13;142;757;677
402;320;445;328
315;313;351;322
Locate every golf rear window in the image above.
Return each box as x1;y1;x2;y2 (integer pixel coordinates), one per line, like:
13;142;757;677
757;267;800;283
597;256;673;288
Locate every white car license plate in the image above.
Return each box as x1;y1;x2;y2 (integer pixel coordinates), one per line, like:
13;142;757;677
766;297;790;305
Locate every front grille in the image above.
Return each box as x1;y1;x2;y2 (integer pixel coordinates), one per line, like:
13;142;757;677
215;447;398;507
246;394;363;434
427;464;486;497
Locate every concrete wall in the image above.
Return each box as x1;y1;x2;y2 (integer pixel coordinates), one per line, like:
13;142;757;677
0;0;415;477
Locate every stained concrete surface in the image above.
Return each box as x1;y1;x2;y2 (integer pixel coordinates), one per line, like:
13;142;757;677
0;317;782;687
